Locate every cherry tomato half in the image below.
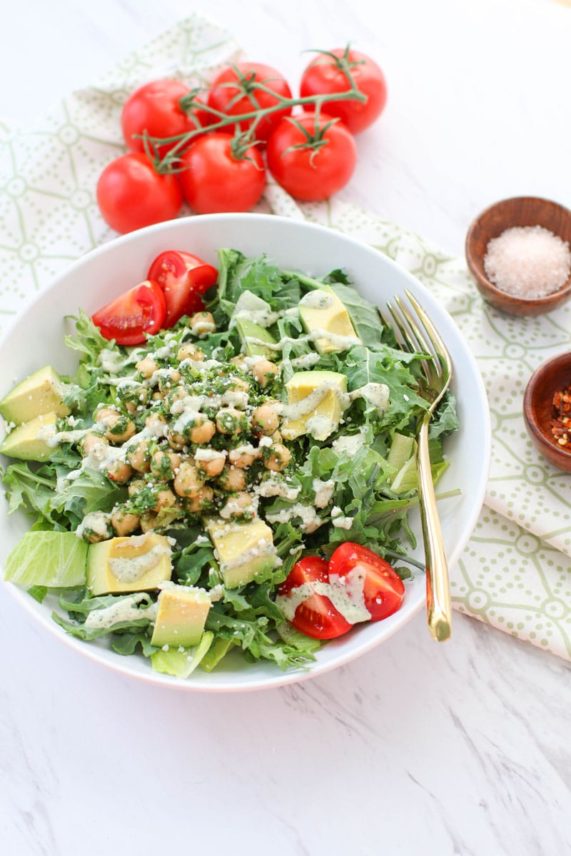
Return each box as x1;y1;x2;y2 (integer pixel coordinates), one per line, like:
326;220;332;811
300;49;387;135
92;280;167;346
121;79;210;157
267;112;357;202
207;62;292;142
278;556;353;640
329;542;405;622
147;250;218;327
178;132;266;214
96;153;182;234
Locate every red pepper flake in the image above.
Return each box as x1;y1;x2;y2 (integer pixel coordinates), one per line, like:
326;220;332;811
551;385;571;447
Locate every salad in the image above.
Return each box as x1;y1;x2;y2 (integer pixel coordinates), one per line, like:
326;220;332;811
0;248;458;678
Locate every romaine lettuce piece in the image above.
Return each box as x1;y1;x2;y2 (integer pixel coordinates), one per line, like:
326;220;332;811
5;531;87;587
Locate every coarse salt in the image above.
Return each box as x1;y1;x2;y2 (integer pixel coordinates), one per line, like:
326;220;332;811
483;225;571;299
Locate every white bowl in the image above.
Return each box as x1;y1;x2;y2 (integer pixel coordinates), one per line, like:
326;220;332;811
0;214;490;692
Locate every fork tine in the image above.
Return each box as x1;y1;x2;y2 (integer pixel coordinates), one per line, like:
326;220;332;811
394;296;442;379
405;290;452;374
386;302;414;352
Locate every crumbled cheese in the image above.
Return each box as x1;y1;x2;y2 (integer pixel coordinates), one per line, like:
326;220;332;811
266;503;323;533
312;478;334;509
76;511;110;540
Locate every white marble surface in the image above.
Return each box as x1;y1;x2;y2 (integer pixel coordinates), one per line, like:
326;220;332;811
1;0;570;854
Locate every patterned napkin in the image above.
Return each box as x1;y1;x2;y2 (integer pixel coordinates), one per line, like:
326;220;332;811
1;15;570;659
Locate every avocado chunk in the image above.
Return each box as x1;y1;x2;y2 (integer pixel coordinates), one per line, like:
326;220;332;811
87;533;172;596
282;370;347;442
299;286;358;354
235;318;277;360
4;531;87;588
151;586;211;648
0;412;57;461
206;517;279;588
0;366;69;425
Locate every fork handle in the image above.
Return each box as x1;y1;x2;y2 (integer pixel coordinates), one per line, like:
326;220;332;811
417;417;452;642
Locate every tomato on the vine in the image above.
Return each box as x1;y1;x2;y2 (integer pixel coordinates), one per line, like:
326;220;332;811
177;132;266;214
207;62;292;142
279;556;353;640
300;48;387;134
147;250;218;326
96;153;182;234
121;80;210;157
329;543;405;621
92;280;167;346
267;112;356;201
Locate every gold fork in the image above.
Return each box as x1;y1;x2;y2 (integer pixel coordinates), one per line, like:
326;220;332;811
379;291;454;642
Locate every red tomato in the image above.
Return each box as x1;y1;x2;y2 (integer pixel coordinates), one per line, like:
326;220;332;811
329;543;405;622
121;79;210;157
97;153;182;234
178;133;266;214
300;49;387;134
207;62;292;142
266;112;356;202
92;280;167;346
278;556;353;640
147;250;218;326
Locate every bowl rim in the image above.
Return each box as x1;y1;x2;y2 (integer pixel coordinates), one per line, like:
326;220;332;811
465;195;571;306
523;351;571;462
0;212;491;692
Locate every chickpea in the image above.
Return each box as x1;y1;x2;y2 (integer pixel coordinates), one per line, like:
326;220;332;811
185;486;214;514
195;451;226;479
230;355;246;368
128;479;147;497
216;407;247;436
106;460;133;484
166;386;188;407
189;417;216;445
227;375;250;393
154;488;177;512
80;433;108;456
252;403;280;435
188;311;216;337
229;445;258;469
145;413;168;438
111;508;140;536
177;343;204;362
126;439;151;473
167;430;186;451
218;465;246;492
150;449;181;481
220;491;256;520
96;407;136;444
136;356;158;379
157;369;181;394
140;512;158;533
252;359;279;387
152;391;164;401
265;443;291;472
174;461;204;497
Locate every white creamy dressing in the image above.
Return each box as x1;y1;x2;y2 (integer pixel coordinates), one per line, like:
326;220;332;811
193;318;216;336
290;352;321;369
43;426;94;448
258;435;273;448
100;348;144;373
84;592;156;631
306;414;335;439
246;328;360;354
266;503;323;533
332;432;365;456
220;493;259;520
229;443;259;463
103;376;141;389
283;381;349;421
178;357;222;374
222;390;249;409
312;478;334;509
75;511;111;540
299;291;335;310
230;290;280;328
221;539;278;572
276;565;371;625
194;448;227;463
255;476;300;501
348;382;390;412
148;367;181;388
109;541;171;583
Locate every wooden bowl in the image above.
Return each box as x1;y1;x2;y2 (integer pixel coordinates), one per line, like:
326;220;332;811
465;196;571;316
524;352;571;472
